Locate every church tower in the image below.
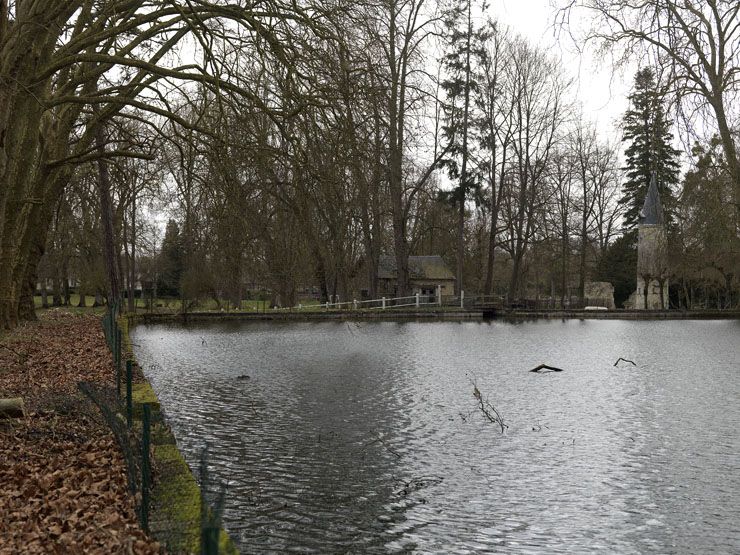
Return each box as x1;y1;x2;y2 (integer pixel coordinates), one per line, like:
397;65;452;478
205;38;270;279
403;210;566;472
635;172;669;309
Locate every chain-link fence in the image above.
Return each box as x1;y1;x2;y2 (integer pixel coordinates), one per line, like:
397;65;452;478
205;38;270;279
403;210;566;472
90;309;233;554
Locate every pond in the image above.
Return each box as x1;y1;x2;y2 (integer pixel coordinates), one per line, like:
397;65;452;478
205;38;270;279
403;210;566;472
133;319;740;554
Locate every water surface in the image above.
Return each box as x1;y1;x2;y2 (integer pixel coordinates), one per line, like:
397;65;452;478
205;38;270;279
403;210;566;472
133;319;740;554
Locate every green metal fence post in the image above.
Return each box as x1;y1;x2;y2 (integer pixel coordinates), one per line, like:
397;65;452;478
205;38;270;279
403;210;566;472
141;403;151;532
104;314;111;348
199;447;219;555
200;449;208;551
115;326;122;397
203;527;219;555
116;326;122;364
126;360;133;429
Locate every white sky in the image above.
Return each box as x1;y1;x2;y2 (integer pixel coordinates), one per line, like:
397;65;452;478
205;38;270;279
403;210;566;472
492;0;632;143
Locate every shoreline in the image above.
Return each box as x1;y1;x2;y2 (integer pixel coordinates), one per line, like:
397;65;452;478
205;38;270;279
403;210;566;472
121;314;238;554
136;308;740;324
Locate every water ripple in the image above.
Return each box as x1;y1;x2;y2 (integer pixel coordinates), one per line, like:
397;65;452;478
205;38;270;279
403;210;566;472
133;319;740;554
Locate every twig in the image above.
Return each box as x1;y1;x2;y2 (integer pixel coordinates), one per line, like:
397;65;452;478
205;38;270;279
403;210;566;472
0;344;25;360
529;364;564;372
613;357;637;367
472;382;508;433
360;433;401;458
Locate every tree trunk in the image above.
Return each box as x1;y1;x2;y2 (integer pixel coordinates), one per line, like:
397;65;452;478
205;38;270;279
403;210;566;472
388;7;409;298
560;235;568;308
313;246;329;303
710;96;740;223
509;251;523;300
128;195;136;313
483;237;496;296
52;273;62;307
579;221;587;304
455;3;473;297
18;268;37;322
724;272;733;309
62;262;70;306
41;283;49;308
95;124;121;308
484;146;507;296
456;199;465;296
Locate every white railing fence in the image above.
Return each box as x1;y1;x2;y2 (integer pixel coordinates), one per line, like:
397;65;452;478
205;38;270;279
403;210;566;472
271;287;451;312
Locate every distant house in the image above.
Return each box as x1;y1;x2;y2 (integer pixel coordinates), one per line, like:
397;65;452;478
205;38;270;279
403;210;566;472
373;255;456;299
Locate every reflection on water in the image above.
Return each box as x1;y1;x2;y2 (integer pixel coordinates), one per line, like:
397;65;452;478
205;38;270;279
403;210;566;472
133;319;740;554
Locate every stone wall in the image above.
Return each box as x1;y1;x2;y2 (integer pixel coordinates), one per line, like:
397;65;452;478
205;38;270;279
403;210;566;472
584;281;616;309
637;224;668;277
625;277;669;310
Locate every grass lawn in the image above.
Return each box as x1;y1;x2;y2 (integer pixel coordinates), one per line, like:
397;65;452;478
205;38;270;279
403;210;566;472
31;296;456;314
32;296;275;313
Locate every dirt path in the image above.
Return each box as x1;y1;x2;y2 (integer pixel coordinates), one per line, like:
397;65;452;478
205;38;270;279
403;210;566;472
0;310;162;554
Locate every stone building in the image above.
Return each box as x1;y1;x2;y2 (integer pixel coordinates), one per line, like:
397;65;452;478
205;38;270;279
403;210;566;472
359;255;456;299
626;173;669;309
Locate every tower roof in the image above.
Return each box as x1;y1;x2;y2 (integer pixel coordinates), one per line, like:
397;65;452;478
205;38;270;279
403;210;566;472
639;172;664;225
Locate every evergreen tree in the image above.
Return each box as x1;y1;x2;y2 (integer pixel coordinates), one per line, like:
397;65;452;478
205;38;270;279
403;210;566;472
619;67;680;228
439;0;488;294
158;219;184;297
595;230;638;308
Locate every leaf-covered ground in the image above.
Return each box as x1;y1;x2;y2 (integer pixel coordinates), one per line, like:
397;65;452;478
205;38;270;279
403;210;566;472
0;310;162;554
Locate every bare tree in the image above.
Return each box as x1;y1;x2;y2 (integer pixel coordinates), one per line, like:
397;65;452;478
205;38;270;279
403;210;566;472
546;149;576;305
477;21;515;296
0;0;330;328
501;38;570;298
557;0;740;218
371;0;445;297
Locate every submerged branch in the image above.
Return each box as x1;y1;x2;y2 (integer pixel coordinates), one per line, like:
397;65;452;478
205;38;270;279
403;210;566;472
472;382;507;433
529;364;564;373
613;357;637;367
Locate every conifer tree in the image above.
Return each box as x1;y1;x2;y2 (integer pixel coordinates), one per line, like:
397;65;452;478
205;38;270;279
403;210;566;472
619;67;680;228
158;220;184;297
440;0;488;294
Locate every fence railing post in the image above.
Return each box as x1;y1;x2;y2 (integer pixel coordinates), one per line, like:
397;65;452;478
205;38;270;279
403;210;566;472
353;299;357;310
381;297;386;310
200;446;221;555
126;360;133;429
460;290;465;309
115;325;122;397
415;293;419;308
203;526;219;555
141;403;151;533
437;285;442;306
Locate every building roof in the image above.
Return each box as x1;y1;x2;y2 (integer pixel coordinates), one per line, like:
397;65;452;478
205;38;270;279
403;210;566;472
377;255;455;281
639;171;665;225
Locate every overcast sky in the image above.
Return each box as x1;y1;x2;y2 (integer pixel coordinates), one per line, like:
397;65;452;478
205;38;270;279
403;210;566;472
493;0;633;143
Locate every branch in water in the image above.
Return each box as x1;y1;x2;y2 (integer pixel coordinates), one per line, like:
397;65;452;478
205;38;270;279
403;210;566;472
529;364;564;373
472;383;507;433
613;357;636;367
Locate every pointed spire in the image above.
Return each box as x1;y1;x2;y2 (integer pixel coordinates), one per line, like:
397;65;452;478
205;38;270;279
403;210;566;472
639;171;664;225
